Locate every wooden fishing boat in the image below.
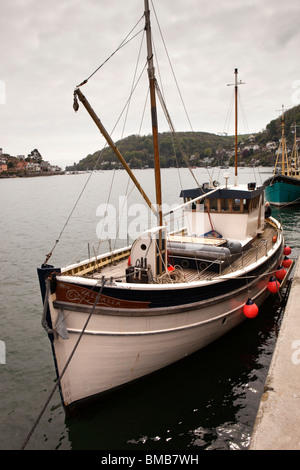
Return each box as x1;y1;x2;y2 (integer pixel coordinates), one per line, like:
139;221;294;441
38;2;291;414
264;107;300;206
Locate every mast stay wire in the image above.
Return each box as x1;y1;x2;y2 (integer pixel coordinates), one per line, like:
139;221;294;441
45;18;146;265
238;89;262;186
149;1;203;195
155;81;201;188
150;0;194;132
138;87;150;135
222;86;261;185
77;15;145;88
97;28;147;254
121;28;146;139
77;52;149;259
223;88;234;136
150;34;188;199
238;89;249;135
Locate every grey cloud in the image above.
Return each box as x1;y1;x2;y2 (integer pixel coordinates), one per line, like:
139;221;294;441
0;0;299;167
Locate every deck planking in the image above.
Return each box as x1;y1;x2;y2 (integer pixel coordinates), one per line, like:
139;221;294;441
77;221;278;284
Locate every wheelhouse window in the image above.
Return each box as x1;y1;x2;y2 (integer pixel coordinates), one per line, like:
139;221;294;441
205;197;250;213
233;198;242;212
206;198;218;211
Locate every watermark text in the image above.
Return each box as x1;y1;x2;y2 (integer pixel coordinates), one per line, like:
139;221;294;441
0;340;6;364
96;196;190;241
291;340;300;365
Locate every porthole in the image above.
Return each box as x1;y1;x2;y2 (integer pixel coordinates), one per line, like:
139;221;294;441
140;243;147;251
181;259;189;268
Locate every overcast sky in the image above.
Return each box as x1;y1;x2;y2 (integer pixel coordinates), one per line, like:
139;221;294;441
1;0;300;168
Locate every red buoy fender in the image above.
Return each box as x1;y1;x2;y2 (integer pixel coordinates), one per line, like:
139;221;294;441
282;256;292;268
243;298;259;318
267;276;280;293
276;266;287;281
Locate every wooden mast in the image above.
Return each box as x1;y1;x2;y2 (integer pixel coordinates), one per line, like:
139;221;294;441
281;109;287;175
234;68;238;184
273;105;290;176
74;2;166;274
144;0;165;275
144;0;163;227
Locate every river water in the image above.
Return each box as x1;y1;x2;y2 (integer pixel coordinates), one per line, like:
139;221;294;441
0;167;299;451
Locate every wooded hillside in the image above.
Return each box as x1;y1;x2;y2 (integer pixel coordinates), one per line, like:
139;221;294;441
66;104;300;171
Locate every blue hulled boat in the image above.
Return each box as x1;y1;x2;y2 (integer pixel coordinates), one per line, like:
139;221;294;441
264;109;300;206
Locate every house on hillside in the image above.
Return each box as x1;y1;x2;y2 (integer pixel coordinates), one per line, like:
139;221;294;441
40;161;51;171
27;162;41;172
0;162;7;173
15;160;28;171
51;165;62;172
266;141;277;150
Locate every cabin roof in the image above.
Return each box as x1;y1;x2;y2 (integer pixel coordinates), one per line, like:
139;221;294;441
180;183;263;200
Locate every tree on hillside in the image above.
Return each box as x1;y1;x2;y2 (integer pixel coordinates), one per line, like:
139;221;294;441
27;149;42;162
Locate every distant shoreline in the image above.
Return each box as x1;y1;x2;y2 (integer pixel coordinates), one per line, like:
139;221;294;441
0;172;65;179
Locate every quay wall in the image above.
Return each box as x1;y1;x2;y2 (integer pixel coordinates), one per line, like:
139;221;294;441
250;257;300;450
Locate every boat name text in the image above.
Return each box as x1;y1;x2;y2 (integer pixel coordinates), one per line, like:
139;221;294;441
66;288;121;307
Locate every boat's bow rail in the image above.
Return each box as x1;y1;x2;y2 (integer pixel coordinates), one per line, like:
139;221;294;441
60;246;131;277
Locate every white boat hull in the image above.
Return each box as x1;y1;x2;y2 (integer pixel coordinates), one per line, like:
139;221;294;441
47;271;273;411
39;200;289;412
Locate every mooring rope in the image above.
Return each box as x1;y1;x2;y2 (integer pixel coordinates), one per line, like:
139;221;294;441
20;277;106;450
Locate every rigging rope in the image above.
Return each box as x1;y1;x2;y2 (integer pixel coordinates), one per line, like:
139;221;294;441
43;140;109;266
238;90;249;135
45;56;148;265
149;0;206;200
43;171;95;265
45;4;200;264
121;28;146;138
150;0;194;132
155;80;201;188
77;15;145;87
223;89;234;135
21;277;106;450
